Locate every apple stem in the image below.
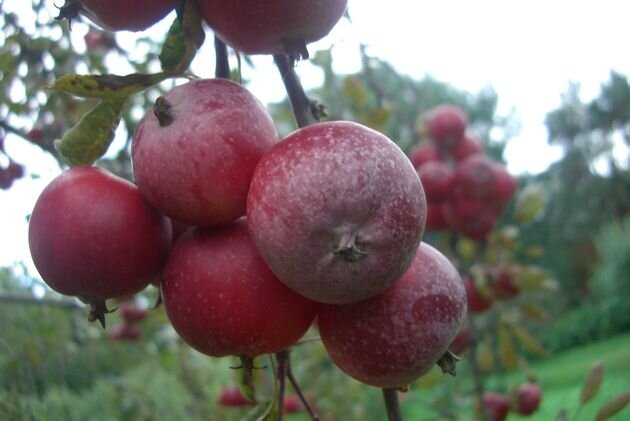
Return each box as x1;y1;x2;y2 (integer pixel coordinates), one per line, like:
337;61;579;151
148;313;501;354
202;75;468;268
287;354;320;421
214;36;231;79
334;231;368;263
275;350;290;421
382;388;403;421
273;54;326;129
153;97;174;127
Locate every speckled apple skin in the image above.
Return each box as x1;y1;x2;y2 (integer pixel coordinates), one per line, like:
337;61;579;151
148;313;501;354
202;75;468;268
198;0;348;55
318;242;467;388
161;219;319;357
28;166;172;300
132;79;278;227
247;121;427;304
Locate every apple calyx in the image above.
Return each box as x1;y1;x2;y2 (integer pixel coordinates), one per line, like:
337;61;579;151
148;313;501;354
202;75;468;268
333;231;368;263
55;0;83;24
82;297;116;329
153;97;174;127
437;349;461;376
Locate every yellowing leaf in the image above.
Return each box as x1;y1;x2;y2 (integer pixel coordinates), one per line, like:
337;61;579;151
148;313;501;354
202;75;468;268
476;341;494;373
580;361;604;405
525;246;545;258
510;323;548;357
519;303;550;324
515;266;547;291
54;97;126;166
498;324;518;371
49;73;169;99
515;185;545;224
342;76;369;108
595;390;630;420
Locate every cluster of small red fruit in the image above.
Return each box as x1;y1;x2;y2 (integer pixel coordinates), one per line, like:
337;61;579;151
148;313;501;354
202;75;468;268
0;136;25;190
482;381;542;421
409;105;518;240
465;264;522;314
29;0;470;411
108;300;148;342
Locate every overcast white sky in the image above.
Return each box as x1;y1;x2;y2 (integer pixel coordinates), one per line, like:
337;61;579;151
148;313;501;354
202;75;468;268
1;0;630;271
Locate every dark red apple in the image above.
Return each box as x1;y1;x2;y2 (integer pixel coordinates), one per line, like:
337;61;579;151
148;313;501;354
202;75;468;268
491;163;518;203
198;0;348;56
318;242;467;388
416;160;455;204
408;143;443;168
28;166;171;311
132;78;278;227
119;302;148;324
161;219;319;357
452;133;484;162
449;325;472;355
426;105;468;149
425;204;450;231
283;395;301;414
490;265;520;300
482;392;510;421
454;154;497;198
464;277;493;314
515;382;542;416
247;121;426;304
77;0;178;32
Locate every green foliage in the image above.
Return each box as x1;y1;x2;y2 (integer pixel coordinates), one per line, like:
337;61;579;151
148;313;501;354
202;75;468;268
591;216;630;300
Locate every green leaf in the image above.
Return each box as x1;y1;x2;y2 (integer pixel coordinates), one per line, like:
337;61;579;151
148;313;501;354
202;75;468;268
159;0;205;73
595;390;630;420
54;97;126;166
514;184;545;224
49;73;168;99
580;361;604;405
242;400;278;421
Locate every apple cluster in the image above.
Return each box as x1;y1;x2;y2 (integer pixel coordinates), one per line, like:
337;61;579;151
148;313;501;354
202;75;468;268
28;75;468;391
409;105;518;240
30;0;470;398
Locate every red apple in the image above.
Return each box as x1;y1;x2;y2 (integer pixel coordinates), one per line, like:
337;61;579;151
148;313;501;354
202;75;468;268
77;0;178;32
426;105;468;149
108;323;141;341
482;392;510;421
408;143;443;168
318;242;467;388
449;325;472;355
132;78;278;227
247;121;426;304
464;277;493;314
28;167;171;310
490;265;520;300
491;163;518;203
161;220;319;357
515;382;542;416
283;395;301;414
416;160;455;204
197;0;348;56
425;204;450;231
119;302;148;324
454;154;497;198
452;133;484;162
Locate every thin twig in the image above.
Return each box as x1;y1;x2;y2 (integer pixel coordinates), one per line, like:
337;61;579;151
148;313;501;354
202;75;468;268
273;54;319;129
214;36;230;79
287;357;320;421
0;294;83;310
275;350;290;421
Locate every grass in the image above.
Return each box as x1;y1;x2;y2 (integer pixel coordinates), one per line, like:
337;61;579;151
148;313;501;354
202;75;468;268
402;333;630;420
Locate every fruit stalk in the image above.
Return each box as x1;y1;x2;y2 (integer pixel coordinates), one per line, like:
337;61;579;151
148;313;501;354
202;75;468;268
382;388;403;421
287;362;320;421
275;350;290;421
214;35;230;79
273;54;318;128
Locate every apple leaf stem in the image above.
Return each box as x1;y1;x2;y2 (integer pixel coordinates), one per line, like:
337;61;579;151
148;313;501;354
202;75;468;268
287;354;320;421
273;54;325;128
214;36;230;79
382;388;403;421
